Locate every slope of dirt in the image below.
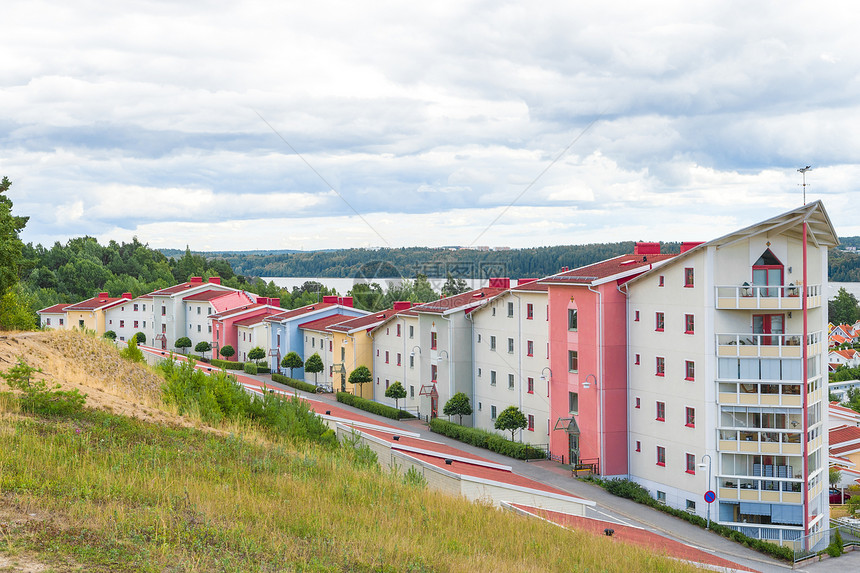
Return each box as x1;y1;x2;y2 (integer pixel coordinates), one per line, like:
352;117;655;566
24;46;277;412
0;330;187;427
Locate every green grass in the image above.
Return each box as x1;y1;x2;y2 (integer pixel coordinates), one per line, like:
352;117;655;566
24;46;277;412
0;407;701;572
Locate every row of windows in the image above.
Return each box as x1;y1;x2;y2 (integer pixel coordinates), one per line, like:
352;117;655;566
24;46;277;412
187;305;213;316
491;301;546;321
480;403;539;432
636;311;694;334
655;268;695;288
634;356;695;380
478;369;540;394
636;443;697;473
635;400;696;427
481;334;546;358
109;319;147;329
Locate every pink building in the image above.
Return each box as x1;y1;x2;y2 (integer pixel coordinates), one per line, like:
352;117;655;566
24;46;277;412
211;297;282;360
540;246;675;477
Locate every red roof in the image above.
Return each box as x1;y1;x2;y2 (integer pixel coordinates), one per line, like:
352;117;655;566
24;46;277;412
830;424;860;447
511;505;757;573
65;295;127;311
511;280;548;292
540;253;675;284
830;402;860;419
233;309;283;327
297;313;353;332
183;289;233;301
328;311;392;332
37;303;73;314
210;303;269;320
264;303;337;322
413;287;507;314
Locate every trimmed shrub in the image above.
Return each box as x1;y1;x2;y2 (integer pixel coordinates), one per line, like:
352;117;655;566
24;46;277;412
271;373;317;394
257;366;270;374
336;392;416;420
429;418;545;460
243;362;258;375
210;358;245;370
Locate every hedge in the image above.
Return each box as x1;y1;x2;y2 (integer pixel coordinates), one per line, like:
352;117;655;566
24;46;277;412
243;362;258;375
210;358;244;370
336;392;416;420
581;477;794;561
271;373;318;394
429;418;546;460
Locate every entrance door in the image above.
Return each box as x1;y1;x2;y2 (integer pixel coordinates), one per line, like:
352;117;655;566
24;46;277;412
431;396;438;419
568;433;580;466
753;314;784;346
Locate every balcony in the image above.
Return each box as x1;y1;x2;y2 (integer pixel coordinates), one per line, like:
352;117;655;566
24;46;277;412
716;331;823;359
717;476;802;505
717;381;802;407
718;429;803;455
715;284;822;310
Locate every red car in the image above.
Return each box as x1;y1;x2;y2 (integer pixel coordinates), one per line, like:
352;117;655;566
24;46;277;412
830;489;852;504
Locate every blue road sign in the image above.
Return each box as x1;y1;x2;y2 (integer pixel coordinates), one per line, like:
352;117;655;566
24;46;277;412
704;490;716;503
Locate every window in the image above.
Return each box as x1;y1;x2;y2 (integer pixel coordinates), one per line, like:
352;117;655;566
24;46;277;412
396;353;401;366
46;318;51;325
569;392;578;413
386;328;389;335
162;324;166;333
161;306;166;316
526;303;534;319
568;308;578;331
80;320;85;328
656;357;665;376
527;377;534;394
207;308;211;315
685;407;695;427
635;397;640;409
312;338;315;348
197;306;201;315
508;373;515;389
431;364;437;381
396;324;401;337
59;318;64;325
490;336;496;351
656;447;666;466
490;371;497;386
656;401;665;421
635;353;640;365
492;307;496;316
409;325;414;338
684;314;694;334
568;350;578;372
409;355;414;368
134;321;139;328
684;267;694;287
133;304;138;311
410;385;414;398
656;490;666;502
477;367;482;377
655;312;664;331
376;349;379;356
119;320;124;328
430;331;437;350
685;453;696;474
527;340;534;356
685;361;695;380
385;379;390;390
686;500;696;512
507;338;514;353
634;310;639;322
143;304;146;311
385;351;389;364
635;440;641;452
527;414;534;431
507;302;514;317
197;325;201;332
277;334;280;346
658;275;665;287
491;405;497;419
329;340;332;351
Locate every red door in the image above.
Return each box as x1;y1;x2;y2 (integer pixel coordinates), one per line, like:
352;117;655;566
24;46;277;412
753;314;784;345
431;396;438;418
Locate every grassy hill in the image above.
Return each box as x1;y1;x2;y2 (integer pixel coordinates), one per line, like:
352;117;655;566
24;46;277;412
0;331;699;572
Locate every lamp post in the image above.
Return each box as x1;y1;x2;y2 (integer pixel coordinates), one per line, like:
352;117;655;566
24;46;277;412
698;454;713;529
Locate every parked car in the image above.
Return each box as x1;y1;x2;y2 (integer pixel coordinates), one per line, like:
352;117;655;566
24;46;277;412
315;383;333;394
830;489;852;504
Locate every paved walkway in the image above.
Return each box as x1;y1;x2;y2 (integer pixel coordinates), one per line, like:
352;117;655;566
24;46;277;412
139;354;818;573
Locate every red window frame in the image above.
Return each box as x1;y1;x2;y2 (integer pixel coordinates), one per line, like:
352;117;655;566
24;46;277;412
655;312;664;331
657;446;666;466
685;453;696;474
396;324;401;337
685;407;695;427
658;275;665;287
527;377;534;394
684;314;694;334
430;331;437;350
527;414;534;431
635;440;641;452
431;364;437;381
685;360;695;380
635;353;641;365
527;340;534;356
684;267;694;287
635;397;640;409
634;310;640;321
656;357;665;376
526;303;534;320
656;401;665;421
396;353;401;366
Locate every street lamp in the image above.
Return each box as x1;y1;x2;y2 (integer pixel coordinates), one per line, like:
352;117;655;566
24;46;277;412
583;373;596;390
437;349;449;360
539;366;552;382
698;454;713;529
410;346;421;358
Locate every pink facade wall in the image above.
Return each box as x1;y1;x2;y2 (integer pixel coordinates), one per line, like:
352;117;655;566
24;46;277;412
213;307;277;361
548;282;629;476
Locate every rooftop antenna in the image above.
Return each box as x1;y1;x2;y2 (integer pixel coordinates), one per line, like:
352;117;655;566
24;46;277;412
797;166;812;205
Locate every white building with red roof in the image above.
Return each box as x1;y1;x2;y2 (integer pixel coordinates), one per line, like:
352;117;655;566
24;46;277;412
36;303;72;329
298;313;355;386
210;298;282;361
103;295;154;343
370;302;421;411
149;276;235;350
61;292;133;334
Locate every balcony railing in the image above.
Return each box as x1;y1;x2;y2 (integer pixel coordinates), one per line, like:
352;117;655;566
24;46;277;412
715;284;822;310
716;331;823;358
718;428;803;455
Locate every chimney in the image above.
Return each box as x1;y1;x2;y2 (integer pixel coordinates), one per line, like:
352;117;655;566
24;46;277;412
190;276;203;283
634;242;661;255
393;301;413;311
256;296;268;304
322;296;338;304
680;241;705;254
340;296;354;308
208;277;221;285
98;292;109;298
561;266;569;272
122;292;132;299
488;278;511;289
516;278;538;286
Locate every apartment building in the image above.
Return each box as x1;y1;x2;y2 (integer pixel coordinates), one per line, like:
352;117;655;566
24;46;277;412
63;292;133;334
371;304;421;411
103;295;154;343
150;277;234;350
625;201;835;547
471;280;551;445
328;311;396;398
299;314;351;387
210;298;282;360
37;303;72;329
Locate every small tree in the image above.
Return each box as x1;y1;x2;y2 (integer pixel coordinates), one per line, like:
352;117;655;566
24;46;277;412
103;330;117;341
248;346;266;365
348;365;373;395
281;351;303;378
120;337;145;363
385;380;407;410
195;341;211;359
495;406;527;442
175;336;192;354
305;352;323;383
219;344;235;360
443;392;473;424
133;331;146;344
830;467;842;487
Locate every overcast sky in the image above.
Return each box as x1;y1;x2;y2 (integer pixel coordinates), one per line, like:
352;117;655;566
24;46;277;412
3;1;860;251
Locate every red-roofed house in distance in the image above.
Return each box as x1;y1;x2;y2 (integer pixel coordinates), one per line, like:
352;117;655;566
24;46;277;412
539;245;677;477
63;292;134;335
211;297;283;361
150;277;236;350
36;303;72;330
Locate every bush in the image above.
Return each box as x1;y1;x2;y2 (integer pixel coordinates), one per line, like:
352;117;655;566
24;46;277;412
336;392;416;420
1;358;87;416
271;373;318;393
257;366;270;374
243;362;258;375
429;418;545;460
210;358;245;370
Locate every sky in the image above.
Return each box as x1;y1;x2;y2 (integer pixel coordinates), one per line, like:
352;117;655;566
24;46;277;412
3;1;860;251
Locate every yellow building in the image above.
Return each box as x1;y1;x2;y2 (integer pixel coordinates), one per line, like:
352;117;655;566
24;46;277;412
328;311;396;399
62;292;132;335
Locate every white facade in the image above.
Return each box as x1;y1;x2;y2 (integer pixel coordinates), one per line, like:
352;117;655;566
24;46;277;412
185;300;216;350
626;201;835;548
373;313;421;412
301;327;334;386
471;288;551;445
237;321;268;363
151;279;233;350
104;296;154;343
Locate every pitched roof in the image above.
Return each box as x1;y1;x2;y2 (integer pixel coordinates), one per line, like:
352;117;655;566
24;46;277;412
830;402;860;422
832;349;859;360
830;425;860;450
412;287;507;315
233;309;283;327
210;303;274;320
263;302;337;322
183;289;233;301
37;303;73;314
540;253;674;285
297;314;353;332
149;280;230;297
64;295;128;312
328;310;394;333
